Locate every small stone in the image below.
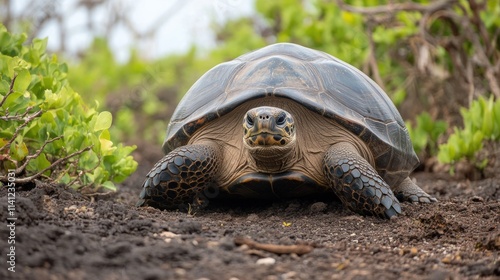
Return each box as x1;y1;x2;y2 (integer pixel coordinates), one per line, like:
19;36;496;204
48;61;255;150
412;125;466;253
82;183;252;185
410;247;418;256
246;214;259;222
174;268;186;276
206;241;219;248
256;257;276;265
441;255;453;264
159;231;179;243
310;202;328;213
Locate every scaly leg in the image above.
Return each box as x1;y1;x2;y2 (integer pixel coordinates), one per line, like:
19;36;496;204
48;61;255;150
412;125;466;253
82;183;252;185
137;143;221;210
323;142;401;219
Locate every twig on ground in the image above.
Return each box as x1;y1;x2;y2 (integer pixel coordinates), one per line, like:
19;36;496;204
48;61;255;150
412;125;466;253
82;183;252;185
234;236;314;255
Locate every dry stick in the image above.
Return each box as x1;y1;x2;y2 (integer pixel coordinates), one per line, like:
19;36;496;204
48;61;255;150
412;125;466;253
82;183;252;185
365;21;385;90
1;107;37;121
335;0;456;15
342;0;500;99
0;73;17;108
435;9;500;99
0;109;42;153
14;135;63;174
468;0;492;57
67;153;102;189
234;237;314;256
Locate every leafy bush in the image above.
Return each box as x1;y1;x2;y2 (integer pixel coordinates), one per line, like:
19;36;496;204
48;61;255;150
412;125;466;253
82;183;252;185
0;25;137;191
438;96;500;169
406;112;447;157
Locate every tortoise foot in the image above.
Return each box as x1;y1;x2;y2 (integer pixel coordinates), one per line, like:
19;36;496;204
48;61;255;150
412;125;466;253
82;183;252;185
137;143;221;209
324;142;401;219
394;177;438;203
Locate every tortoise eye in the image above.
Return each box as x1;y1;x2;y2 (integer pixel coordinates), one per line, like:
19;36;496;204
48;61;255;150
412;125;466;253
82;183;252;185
246;115;254;126
276;113;286;126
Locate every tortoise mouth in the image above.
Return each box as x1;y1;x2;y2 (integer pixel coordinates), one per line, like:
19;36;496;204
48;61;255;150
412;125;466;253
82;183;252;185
245;132;290;146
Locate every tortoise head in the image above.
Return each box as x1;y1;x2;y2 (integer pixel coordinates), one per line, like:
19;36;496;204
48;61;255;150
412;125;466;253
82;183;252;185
243;106;295;146
242;106;297;173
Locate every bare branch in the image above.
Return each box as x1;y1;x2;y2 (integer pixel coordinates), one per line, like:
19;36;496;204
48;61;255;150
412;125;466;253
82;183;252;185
1;105;37;121
335;0;457;15
14;135;63;175
0;73;17;108
66;153;101;188
365;21;384;89
0;145;93;184
0;109;42;153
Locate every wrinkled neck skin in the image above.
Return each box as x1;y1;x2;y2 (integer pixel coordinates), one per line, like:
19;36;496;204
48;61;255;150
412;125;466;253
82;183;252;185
244;138;298;173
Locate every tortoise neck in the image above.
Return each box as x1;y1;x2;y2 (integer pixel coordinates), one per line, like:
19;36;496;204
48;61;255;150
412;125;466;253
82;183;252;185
245;139;297;173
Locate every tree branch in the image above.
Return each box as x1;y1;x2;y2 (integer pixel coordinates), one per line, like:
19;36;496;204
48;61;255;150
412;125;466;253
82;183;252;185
0;73;17;108
14;135;63;175
335;0;457;15
0;108;42;153
0;145;93;184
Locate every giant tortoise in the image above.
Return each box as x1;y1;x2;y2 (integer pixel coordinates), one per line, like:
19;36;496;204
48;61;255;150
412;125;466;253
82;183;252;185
137;43;437;218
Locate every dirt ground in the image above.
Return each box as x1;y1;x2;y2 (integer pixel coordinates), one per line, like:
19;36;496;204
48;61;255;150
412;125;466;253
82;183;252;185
1;144;499;280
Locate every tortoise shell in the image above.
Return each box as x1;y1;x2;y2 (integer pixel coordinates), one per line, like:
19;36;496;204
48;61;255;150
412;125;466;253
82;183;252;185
163;43;418;181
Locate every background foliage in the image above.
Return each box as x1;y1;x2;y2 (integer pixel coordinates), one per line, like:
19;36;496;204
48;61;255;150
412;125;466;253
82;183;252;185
0;25;137;191
2;0;499;186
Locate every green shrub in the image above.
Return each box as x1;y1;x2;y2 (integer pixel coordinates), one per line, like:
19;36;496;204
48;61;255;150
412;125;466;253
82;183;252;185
0;25;137;191
438;96;500;169
406;112;447;156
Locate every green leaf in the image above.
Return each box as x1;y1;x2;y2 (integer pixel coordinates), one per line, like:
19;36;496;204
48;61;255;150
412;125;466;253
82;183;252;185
0;138;8;149
10;141;28;161
13;69;31;93
482;107;493;138
471;130;484;155
94;111;112;132
493;98;500;139
60;173;71;184
27;152;51;176
437;144;451;163
1;91;22;109
33;38;48;53
101;181;117;191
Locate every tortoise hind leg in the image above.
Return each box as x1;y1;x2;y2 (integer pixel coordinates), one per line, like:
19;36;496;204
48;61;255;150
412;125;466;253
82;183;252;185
323;142;401;219
393;177;437;203
137;143;221;210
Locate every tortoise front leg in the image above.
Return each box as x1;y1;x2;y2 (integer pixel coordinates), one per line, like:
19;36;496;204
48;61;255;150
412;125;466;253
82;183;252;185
323;142;401;219
137;143;221;210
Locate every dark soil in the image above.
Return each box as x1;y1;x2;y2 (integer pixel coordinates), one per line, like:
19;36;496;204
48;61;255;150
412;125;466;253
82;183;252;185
1;146;499;280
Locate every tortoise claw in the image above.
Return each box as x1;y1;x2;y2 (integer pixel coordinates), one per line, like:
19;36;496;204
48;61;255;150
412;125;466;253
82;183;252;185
393;178;438;204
